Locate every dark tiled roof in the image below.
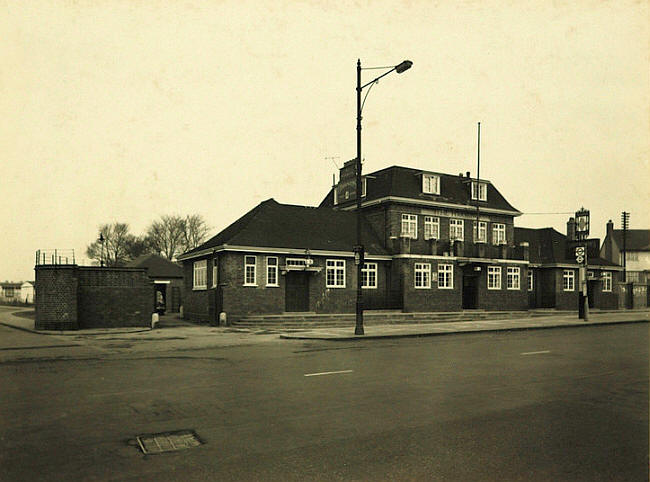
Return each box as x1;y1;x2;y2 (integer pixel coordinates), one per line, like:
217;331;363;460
126;253;183;278
320;165;520;213
182;199;388;257
514;227;567;264
515;227;620;267
611;229;650;251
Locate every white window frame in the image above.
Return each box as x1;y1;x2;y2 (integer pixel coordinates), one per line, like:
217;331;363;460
471;181;487;201
473;221;487;243
602;272;612;292
193;259;207;290
212;258;218;288
438;264;453;289
266;256;279;287
507;267;520;290
492;223;506;245
414;263;431;289
326;259;346;288
244;255;257;286
361;177;367;198
528;270;534;292
563;270;575;291
422;174;440;195
488;266;501;290
401;214;418;239
362;262;377;289
449;219;464;241
423;216;440;240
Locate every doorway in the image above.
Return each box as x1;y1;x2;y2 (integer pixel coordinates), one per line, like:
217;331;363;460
285;272;309;312
462;273;479;309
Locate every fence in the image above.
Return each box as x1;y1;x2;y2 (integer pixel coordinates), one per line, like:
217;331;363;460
35;249;76;266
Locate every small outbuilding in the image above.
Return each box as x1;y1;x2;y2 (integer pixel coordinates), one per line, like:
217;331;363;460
126;254;184;314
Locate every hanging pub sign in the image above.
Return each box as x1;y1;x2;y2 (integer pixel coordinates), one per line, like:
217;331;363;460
575;208;590;239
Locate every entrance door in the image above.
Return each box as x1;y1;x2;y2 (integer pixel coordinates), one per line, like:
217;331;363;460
587;280;596;308
462;273;478;309
285;272;309;312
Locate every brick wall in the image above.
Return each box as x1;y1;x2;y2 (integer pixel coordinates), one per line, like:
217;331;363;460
401;259;462;312
474;264;528;311
77;268;152;328
35;266;152;330
35;266;78;330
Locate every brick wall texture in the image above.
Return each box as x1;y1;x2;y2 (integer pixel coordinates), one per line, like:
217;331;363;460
35;266;153;330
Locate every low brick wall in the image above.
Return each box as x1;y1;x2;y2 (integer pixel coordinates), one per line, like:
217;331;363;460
35;265;153;330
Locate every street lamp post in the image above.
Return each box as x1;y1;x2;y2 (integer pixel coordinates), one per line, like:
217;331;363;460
99;233;105;267
355;58;412;335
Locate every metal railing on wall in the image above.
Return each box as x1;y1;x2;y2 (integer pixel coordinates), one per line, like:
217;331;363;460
35;249;76;266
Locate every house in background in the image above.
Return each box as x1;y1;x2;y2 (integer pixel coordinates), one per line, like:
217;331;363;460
20;281;34;303
600;221;650;308
126;253;184;314
515;219;621;310
179;164;534;324
0;282;23;302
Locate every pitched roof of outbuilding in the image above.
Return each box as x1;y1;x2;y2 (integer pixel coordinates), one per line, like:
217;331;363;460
610;229;650;251
320;165;520;214
126;253;183;278
181;199;388;258
515;227;619;267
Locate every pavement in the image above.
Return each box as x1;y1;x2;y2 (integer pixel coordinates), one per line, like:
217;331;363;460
0;307;647;344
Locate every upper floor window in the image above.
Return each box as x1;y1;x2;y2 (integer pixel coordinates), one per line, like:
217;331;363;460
624;252;639;262
488;266;501;290
473;221;487;243
450;219;464;241
492;223;506;245
422;174;440;195
602;271;612;292
424;216;440;240
471;181;487;201
414;263;431;289
507;267;520;290
563;270;575;291
193;259;207;290
244;255;257;286
401;214;418;239
326;259;346;288
266;257;279;287
362;262;377;289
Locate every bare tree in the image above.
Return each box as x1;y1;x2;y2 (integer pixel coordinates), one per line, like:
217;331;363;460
146;215;186;260
86;223;137;267
181;214;210;254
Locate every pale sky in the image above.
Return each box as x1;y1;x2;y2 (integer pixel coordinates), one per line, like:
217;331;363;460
2;0;648;282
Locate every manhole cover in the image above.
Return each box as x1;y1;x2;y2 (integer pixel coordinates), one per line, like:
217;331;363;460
136;429;203;454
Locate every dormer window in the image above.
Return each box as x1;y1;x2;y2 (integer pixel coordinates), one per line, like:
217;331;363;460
422;174;440;195
471;181;487;201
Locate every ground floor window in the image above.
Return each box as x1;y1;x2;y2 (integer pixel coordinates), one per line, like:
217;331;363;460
507;267;520;290
563;270;575;291
362;262;377;289
438;264;453;289
266;257;278;286
193;259;207;289
414;263;431;288
602;271;612;292
488;266;501;290
528;270;534;291
212;258;218;287
244;256;257;286
326;259;346;288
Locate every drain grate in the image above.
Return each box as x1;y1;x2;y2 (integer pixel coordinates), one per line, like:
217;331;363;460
136;429;203;454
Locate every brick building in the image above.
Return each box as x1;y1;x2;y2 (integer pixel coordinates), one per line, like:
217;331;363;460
179;164;536;323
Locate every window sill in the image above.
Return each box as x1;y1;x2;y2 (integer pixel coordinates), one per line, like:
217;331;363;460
193;287;207;291
266;284;279;288
362;286;378;290
243;284;258;287
326;285;346;289
438;286;453;290
415;286;431;290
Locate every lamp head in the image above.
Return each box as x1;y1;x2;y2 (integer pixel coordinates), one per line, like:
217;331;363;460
395;60;413;74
